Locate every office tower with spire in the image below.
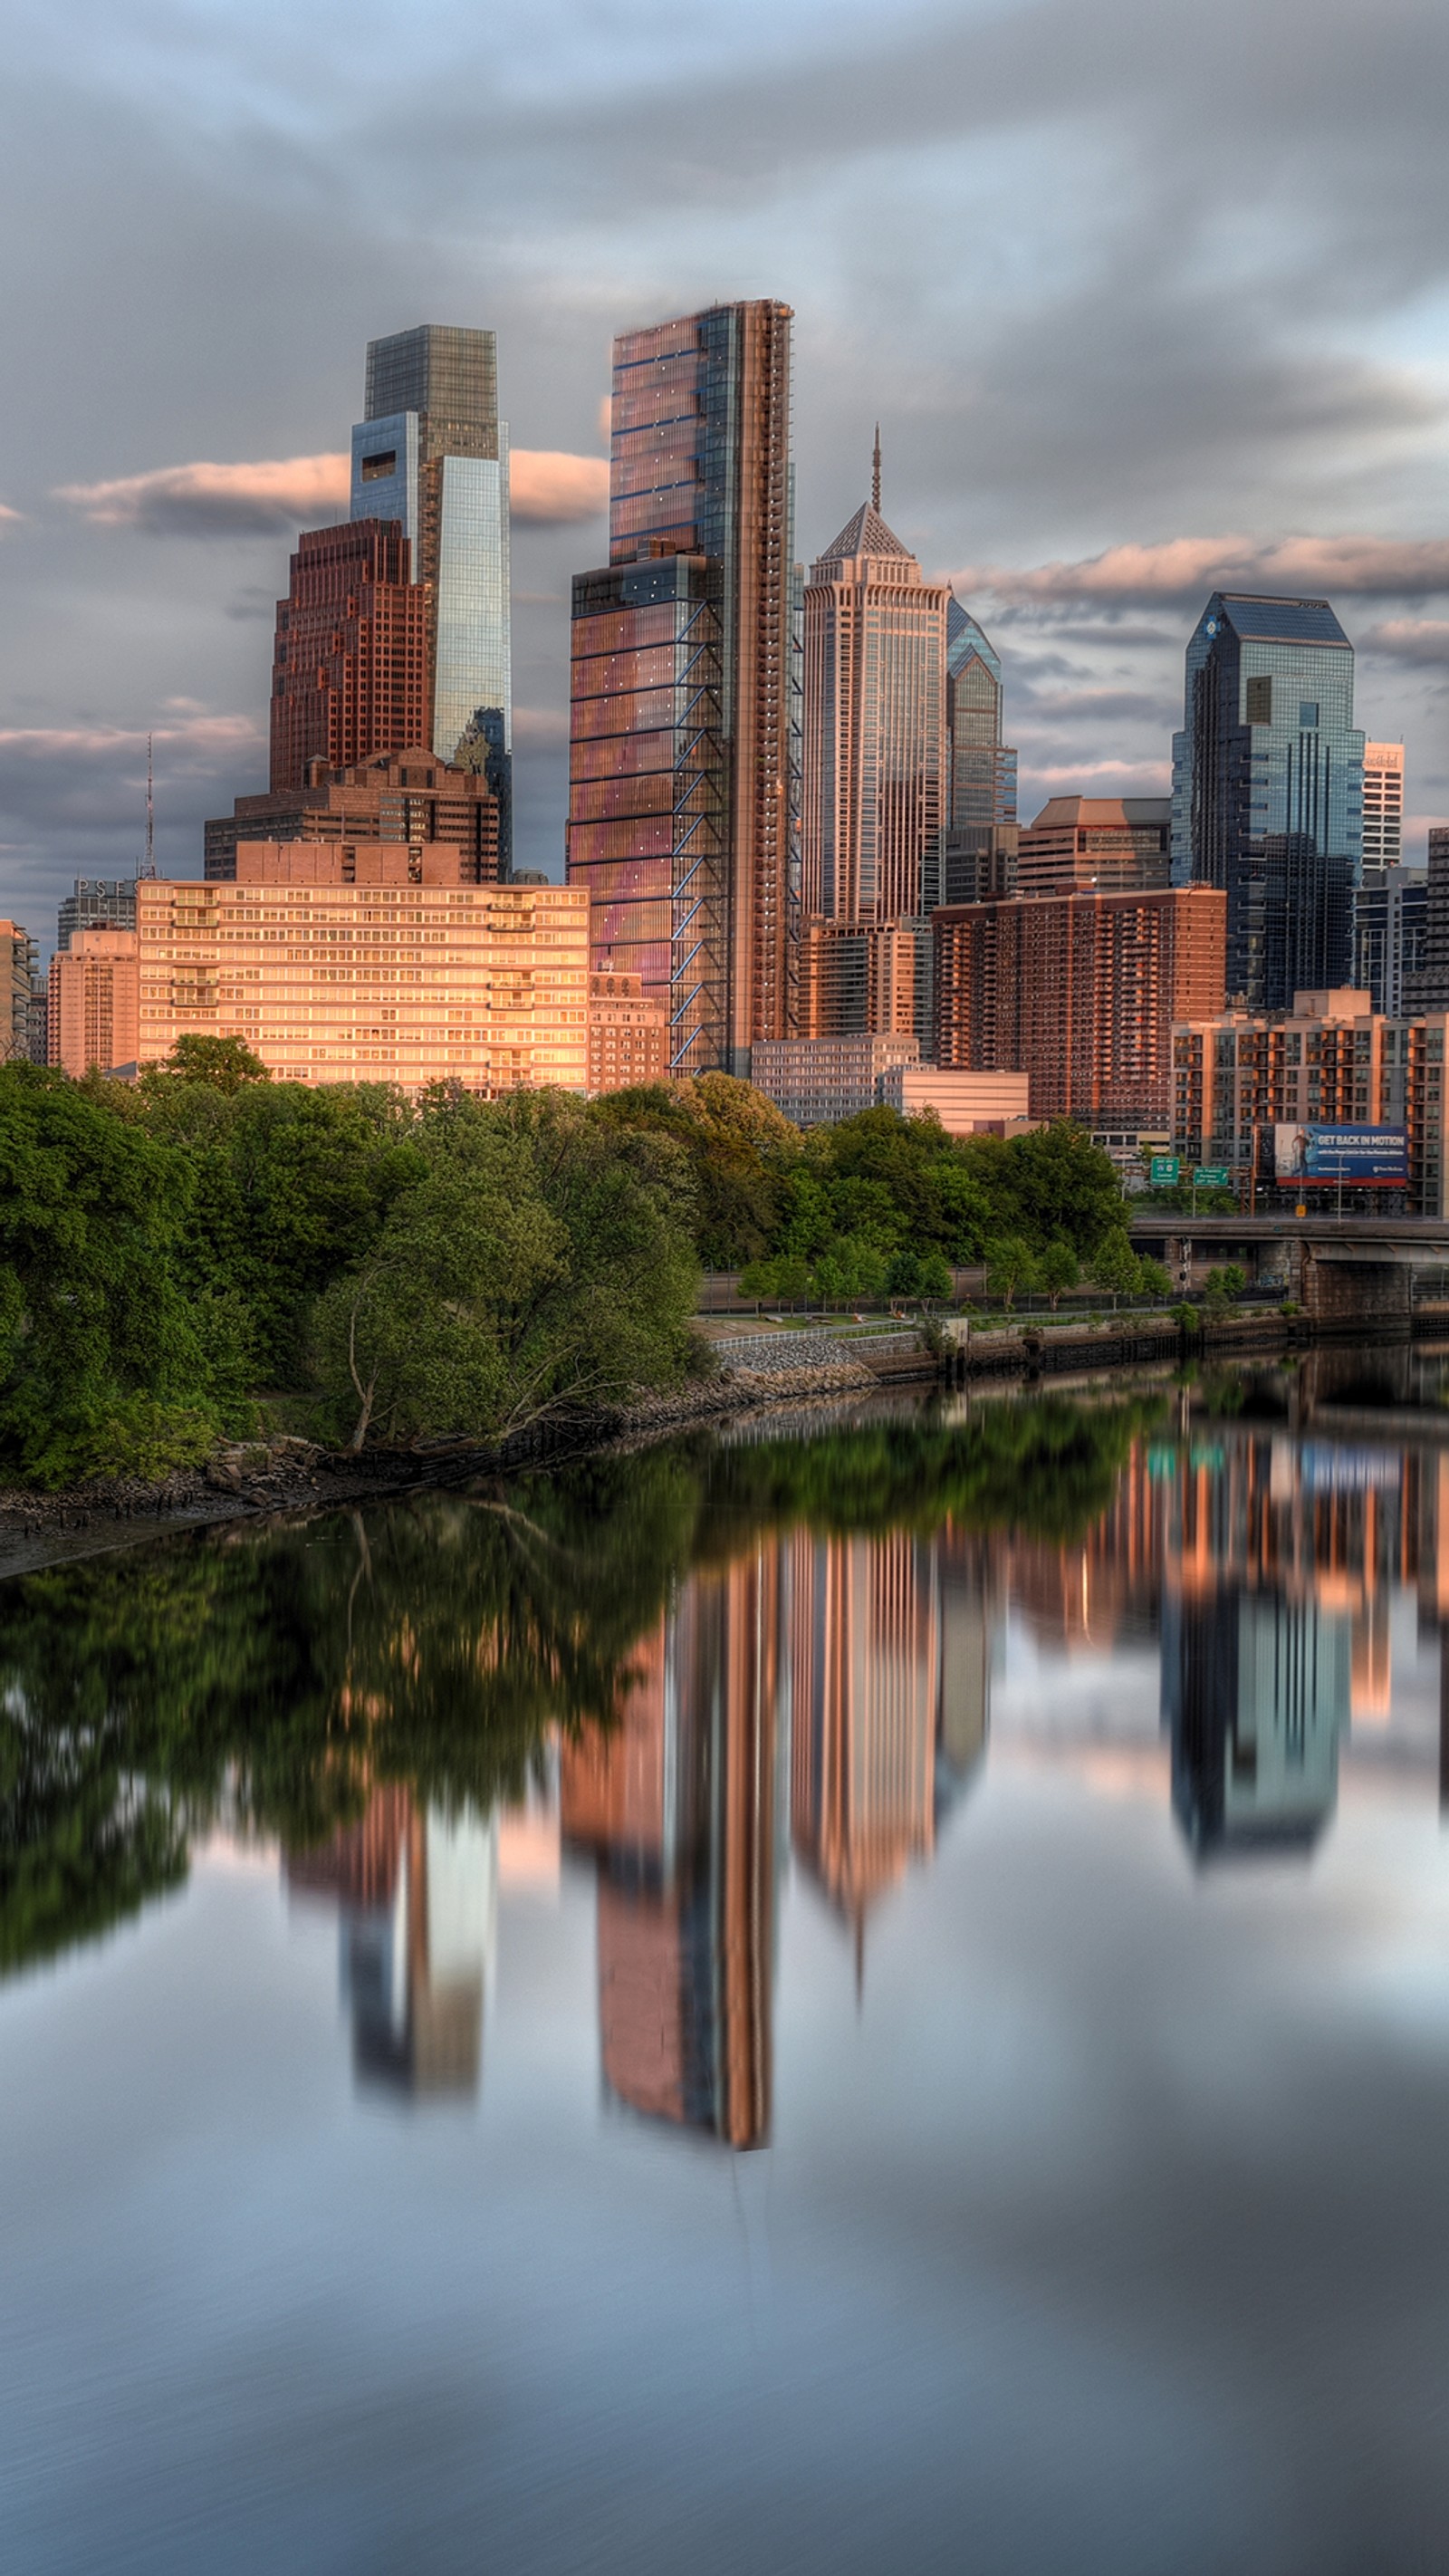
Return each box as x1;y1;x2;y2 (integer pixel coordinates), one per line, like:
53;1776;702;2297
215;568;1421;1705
798;433;949;1046
945;600;1018;903
350;325;513;862
566;300;796;1075
1171;592;1364;1008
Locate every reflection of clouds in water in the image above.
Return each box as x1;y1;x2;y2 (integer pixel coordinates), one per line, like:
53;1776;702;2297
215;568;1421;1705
996;1619;1162;1746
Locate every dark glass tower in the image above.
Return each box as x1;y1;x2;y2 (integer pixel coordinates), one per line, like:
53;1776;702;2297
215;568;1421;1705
944;601;1017;904
1171;593;1364;1009
566;301;796;1075
350;325;512;862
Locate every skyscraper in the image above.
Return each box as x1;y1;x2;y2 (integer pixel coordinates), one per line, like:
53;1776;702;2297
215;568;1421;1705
350;324;512;860
1171;592;1365;1009
566;301;796;1076
1362;741;1404;865
801;483;950;928
269;521;429;793
944;600;1017;903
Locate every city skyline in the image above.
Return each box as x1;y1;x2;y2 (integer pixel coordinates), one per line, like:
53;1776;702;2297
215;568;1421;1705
5;0;1449;925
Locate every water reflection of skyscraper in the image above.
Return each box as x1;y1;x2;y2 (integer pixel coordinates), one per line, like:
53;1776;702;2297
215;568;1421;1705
1164;1587;1350;1856
285;1789;497;2097
561;1525;993;2147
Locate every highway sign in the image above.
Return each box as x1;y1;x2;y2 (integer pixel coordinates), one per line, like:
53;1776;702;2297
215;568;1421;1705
1193;1165;1230;1187
1149;1155;1180;1186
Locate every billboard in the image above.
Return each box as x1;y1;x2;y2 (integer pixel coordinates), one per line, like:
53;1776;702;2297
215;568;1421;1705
1271;1123;1407;1187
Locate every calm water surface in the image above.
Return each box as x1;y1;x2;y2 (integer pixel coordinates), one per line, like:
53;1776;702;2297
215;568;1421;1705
6;1368;1449;2574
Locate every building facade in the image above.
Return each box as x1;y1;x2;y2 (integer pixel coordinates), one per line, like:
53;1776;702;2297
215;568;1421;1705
350;323;512;847
269;521;429;793
1362;741;1404;866
750;1035;1030;1133
48;928;139;1077
205;747;500;884
1169;984;1449;1216
801;498;950;928
799;915;934;1055
56;879;137;952
1356;863;1426;1015
933;886;1226;1128
587;969;668;1093
131;860;587;1093
1171;591;1364;1009
0;920;38;1062
944;600;1017;904
566;301;797;1079
1016;796;1171;899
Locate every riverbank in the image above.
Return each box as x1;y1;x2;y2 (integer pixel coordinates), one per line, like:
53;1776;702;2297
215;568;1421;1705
0;1302;1399;1584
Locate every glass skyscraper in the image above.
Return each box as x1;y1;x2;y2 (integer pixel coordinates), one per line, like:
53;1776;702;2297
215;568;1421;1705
566;301;796;1076
944;601;1017;904
1172;592;1364;1009
350;325;512;866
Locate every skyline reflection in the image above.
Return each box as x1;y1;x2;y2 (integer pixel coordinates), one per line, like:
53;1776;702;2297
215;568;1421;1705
8;1374;1449;2133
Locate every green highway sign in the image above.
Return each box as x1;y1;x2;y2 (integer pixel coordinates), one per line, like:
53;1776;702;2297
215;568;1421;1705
1149;1155;1180;1186
1193;1165;1230;1187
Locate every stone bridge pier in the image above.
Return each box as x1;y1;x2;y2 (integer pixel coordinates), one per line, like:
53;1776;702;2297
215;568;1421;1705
1300;1254;1412;1329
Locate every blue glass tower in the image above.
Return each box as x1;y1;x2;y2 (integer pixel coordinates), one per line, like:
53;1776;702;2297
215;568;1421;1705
944;600;1017;904
350;326;512;868
1171;593;1363;1009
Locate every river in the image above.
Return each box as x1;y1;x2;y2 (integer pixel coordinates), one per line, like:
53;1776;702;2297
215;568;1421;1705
5;1369;1449;2573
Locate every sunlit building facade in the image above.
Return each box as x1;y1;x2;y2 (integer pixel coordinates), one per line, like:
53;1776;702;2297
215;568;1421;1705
1016;796;1171;899
801;500;950;928
587;968;668;1093
48;927;139;1077
0;919;38;1063
56;879;136;953
131;859;588;1091
566;301;797;1077
1171;592;1365;1009
934;884;1226;1126
350;324;512;851
1362;741;1404;866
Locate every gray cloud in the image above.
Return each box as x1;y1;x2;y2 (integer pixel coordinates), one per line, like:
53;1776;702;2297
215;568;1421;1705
5;0;1449;918
1360;620;1449;668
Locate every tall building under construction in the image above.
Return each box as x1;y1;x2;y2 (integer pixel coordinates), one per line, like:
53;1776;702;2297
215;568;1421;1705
566;301;797;1076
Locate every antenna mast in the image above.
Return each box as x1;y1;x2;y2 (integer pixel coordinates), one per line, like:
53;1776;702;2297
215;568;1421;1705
871;424;881;516
141;733;156;879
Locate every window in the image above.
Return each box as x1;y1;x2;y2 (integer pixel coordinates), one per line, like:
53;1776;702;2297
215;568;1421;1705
360;450;398;482
1245;676;1272;726
1299;701;1319;729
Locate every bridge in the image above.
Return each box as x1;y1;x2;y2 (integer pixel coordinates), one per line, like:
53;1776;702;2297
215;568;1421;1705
1128;1212;1449;1326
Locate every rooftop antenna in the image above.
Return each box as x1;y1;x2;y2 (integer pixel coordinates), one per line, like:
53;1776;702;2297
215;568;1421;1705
140;733;156;879
871;424;881;516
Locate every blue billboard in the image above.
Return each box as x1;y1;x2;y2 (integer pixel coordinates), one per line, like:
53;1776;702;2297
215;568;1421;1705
1271;1123;1407;1186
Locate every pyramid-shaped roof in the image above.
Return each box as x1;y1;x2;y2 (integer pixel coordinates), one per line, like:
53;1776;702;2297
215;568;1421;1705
814;500;915;568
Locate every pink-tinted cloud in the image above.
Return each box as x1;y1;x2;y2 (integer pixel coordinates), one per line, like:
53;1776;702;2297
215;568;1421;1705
512;707;571;748
0;715;263;766
510;451;608;523
58;447;609;535
0;505;21;530
950;535;1449;610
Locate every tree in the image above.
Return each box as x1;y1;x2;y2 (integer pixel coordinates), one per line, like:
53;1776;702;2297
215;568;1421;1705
963;1120;1123;1255
984;1235;1038;1312
1089;1231;1144;1308
1202;1263;1245;1316
142;1033;271;1094
1038;1239;1080;1310
1136;1256;1172;1302
0;1064;245;1484
811;1234;888;1311
313;1092;700;1448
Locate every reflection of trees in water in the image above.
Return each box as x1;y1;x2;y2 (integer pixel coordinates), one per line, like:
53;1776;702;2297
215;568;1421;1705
0;1392;1164;1979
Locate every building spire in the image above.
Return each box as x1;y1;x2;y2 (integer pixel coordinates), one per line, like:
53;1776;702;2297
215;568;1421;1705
871;424;881;516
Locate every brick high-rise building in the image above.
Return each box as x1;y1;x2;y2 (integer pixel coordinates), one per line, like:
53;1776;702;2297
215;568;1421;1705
587;969;667;1093
934;885;1225;1128
205;746;500;883
269;519;429;793
48;928;139;1077
566;301;796;1078
1362;742;1404;866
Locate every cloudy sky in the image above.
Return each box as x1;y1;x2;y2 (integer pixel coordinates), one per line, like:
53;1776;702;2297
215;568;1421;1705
4;0;1449;931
